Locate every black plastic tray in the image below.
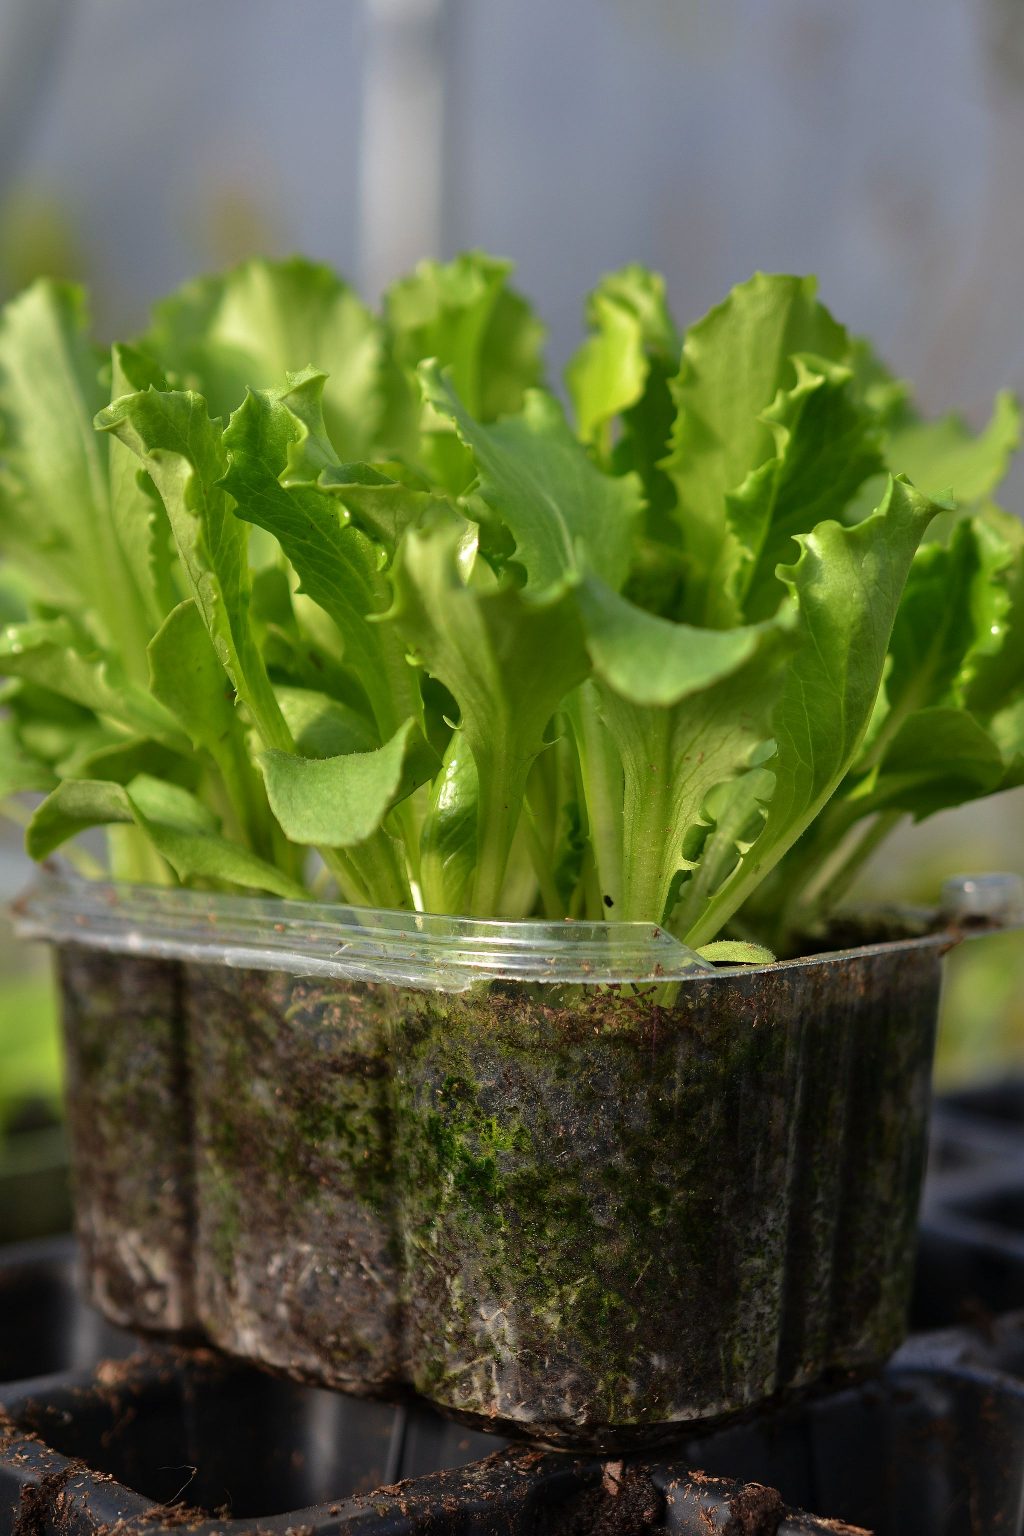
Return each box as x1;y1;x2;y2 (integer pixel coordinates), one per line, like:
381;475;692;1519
3;1085;1024;1536
912;1078;1024;1329
2;1237;1024;1536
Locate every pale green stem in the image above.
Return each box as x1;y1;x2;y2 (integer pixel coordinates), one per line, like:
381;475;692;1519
618;716;672;925
742;797;861;940
321;847;372;907
106;824;170;885
619;783;672;923
470;769;521;918
566;687;624;915
217;735;279;864
522;799;563;919
393;798;422;890
345;829;415;910
798;810;904;926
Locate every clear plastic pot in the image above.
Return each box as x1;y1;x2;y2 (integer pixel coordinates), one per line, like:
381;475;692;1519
15;872;955;1450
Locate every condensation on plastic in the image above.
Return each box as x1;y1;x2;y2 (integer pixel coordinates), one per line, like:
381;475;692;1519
12;872;720;990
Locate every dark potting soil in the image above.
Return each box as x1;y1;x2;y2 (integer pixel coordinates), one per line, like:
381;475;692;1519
554;1465;664;1536
719;1481;787;1536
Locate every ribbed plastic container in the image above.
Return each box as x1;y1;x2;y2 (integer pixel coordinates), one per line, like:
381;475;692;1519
15;872;962;1450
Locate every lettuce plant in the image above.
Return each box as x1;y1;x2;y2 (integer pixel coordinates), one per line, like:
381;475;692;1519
1;254;1021;956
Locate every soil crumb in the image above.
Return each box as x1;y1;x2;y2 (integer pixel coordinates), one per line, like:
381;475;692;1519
139;1500;216;1527
556;1464;664;1536
14;1464;82;1536
723;1482;785;1536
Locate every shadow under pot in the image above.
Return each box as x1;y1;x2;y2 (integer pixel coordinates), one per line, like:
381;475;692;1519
24;877;947;1451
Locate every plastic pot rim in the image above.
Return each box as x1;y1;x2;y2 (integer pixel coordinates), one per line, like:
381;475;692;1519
9;869;964;992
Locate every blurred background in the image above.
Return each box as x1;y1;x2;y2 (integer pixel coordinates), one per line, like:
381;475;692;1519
2;0;1023;1224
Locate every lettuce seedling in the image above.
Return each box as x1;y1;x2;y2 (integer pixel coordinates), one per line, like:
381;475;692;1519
1;256;1021;955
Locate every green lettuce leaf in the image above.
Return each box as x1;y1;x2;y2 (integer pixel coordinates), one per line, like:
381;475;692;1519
697;940;776;966
844;387;1021;527
387;513;589;915
845;513;1023;821
221;370;424;739
961;506;1024;717
142;256;384;460
888;390;1021;506
991;698;1024;791
419;360;644;594
2;255;1020;938
584;605;792;926
419;733;479;915
566;265;681;535
576;572;791;706
274;685;379;759
385;251;544;423
285;460;438;559
0;282;157;674
63;736;200;791
260;718;437;848
681;477;943;944
27;775;307;898
382;253;545;489
148;597;275;856
107;343;180;629
97;386;292;752
3;681;106;774
566;265;679;451
662;272;853;626
852;706;1007;820
728;355;885;621
0;618;184;747
0;717;56;798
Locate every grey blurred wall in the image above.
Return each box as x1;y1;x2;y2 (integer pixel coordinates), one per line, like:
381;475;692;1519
0;0;366;333
3;0;1024;424
443;0;1024;420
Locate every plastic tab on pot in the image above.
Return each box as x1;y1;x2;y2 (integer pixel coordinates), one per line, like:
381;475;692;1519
12;872;717;989
940;872;1024;929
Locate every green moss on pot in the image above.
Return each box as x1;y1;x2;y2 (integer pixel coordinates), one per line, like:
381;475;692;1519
56;946;195;1331
186;965;402;1393
389;943;941;1443
54;930;943;1450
